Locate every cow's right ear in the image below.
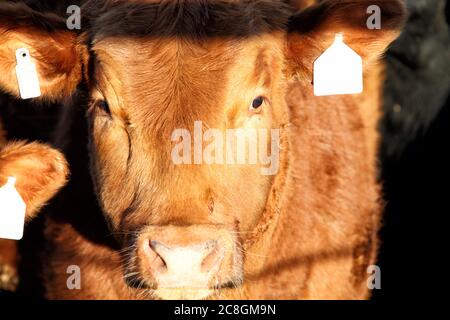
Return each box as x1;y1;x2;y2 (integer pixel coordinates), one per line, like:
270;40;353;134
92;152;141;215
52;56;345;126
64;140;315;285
0;2;87;101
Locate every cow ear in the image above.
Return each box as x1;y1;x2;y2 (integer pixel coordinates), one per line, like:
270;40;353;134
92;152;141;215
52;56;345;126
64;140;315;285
287;0;318;11
0;142;69;220
0;2;87;101
286;0;407;82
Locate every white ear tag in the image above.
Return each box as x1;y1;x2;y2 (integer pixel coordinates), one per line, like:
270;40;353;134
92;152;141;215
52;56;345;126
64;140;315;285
313;34;363;96
15;48;41;100
0;177;26;240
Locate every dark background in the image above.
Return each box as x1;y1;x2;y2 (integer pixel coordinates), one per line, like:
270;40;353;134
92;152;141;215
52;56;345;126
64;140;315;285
0;0;449;300
375;0;449;301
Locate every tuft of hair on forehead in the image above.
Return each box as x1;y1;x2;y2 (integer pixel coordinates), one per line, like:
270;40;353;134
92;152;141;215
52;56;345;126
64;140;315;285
82;0;293;42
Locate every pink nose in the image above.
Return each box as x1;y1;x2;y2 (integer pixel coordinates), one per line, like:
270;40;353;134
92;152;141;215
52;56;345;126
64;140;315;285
136;224;242;299
142;238;225;289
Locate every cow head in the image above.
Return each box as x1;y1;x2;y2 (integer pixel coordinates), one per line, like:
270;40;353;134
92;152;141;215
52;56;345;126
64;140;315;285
0;0;405;299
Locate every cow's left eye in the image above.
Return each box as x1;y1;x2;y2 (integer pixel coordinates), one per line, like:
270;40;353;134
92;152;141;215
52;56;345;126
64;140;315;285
250;96;265;111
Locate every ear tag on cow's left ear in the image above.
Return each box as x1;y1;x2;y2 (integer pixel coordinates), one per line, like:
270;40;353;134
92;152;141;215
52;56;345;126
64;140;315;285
0;177;26;240
15;48;41;100
313;33;363;96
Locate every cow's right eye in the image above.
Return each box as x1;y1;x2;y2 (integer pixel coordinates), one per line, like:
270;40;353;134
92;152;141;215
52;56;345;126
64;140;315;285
97;100;111;116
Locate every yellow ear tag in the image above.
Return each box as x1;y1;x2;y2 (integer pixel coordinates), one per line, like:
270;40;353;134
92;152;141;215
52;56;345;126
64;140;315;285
313;33;363;96
15;48;41;100
0;177;26;240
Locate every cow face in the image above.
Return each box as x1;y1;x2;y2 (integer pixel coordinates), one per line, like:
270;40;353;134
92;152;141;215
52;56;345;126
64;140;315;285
85;5;292;299
0;0;405;299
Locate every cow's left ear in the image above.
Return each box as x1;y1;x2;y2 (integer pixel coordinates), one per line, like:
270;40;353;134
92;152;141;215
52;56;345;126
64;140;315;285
0;2;87;101
286;0;407;81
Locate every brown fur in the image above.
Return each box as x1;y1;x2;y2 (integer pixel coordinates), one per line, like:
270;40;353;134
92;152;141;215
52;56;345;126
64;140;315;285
0;141;69;218
0;141;69;291
0;0;406;299
0;2;72;289
0;2;87;101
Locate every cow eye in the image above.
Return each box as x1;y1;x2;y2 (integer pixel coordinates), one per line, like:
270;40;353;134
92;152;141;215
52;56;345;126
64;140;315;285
97;100;111;116
250;96;265;111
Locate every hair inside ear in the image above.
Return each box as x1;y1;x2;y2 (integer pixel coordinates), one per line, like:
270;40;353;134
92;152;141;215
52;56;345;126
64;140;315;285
286;0;407;80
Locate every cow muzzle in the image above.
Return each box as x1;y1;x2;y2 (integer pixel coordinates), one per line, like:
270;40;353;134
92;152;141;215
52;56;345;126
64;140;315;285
136;225;242;300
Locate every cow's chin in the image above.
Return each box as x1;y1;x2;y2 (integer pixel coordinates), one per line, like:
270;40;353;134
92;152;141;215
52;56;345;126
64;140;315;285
154;288;214;300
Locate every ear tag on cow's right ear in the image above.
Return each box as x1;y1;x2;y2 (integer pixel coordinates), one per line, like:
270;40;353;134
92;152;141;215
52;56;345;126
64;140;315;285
0;177;26;240
313;34;363;96
15;48;41;100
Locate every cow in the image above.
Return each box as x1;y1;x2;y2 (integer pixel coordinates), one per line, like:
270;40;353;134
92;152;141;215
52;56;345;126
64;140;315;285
0;1;74;292
381;0;450;159
0;0;406;299
376;0;449;300
0;135;69;292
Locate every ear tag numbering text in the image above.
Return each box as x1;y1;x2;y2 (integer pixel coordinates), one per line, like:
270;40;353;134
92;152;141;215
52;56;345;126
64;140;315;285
313;33;363;96
15;48;41;100
0;177;26;240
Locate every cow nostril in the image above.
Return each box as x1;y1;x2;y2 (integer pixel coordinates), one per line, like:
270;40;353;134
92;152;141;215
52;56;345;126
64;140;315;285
142;238;226;279
144;240;167;274
201;240;223;273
